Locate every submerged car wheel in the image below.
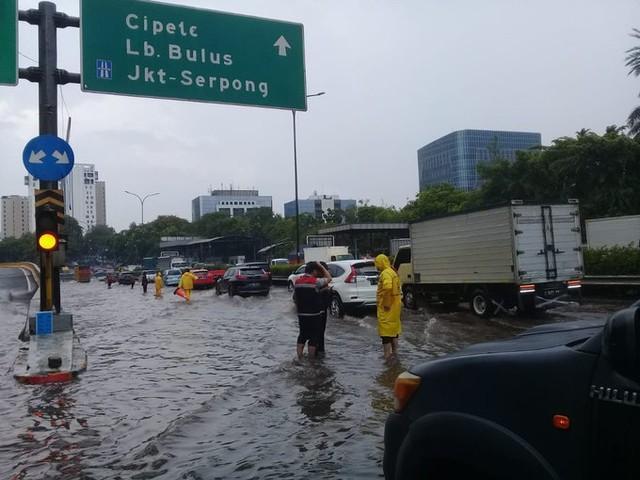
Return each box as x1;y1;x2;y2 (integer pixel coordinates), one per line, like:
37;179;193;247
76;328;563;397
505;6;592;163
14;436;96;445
470;289;492;318
215;284;222;296
329;295;345;318
228;285;235;297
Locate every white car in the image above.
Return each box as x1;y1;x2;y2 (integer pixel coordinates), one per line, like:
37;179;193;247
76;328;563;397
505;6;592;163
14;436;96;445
326;260;379;318
287;264;306;291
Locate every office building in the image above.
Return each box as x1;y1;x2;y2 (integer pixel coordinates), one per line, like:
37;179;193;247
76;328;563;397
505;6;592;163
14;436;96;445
192;189;272;221
284;193;357;219
418;129;541;191
1;195;31;240
62;163;104;232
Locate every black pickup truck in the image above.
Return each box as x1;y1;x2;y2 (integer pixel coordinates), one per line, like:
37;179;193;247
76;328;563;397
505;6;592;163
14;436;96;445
384;302;640;480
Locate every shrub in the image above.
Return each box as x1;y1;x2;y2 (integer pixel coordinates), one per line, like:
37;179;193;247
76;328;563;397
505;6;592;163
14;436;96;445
583;246;640;275
271;264;302;276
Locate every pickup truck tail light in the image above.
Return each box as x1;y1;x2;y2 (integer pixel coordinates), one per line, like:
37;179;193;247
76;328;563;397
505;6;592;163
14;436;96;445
393;371;421;412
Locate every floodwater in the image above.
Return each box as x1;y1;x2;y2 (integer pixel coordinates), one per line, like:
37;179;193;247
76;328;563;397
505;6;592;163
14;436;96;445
0;280;627;479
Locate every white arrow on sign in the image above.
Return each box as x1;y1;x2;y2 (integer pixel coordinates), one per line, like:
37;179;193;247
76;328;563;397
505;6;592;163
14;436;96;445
273;36;291;56
52;150;70;164
29;150;46;164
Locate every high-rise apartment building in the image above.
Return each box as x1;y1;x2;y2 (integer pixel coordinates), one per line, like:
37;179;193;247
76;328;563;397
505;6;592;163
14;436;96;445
1;195;31;239
417;129;542;191
62;163;104;232
192;189;272;221
24;175;38;233
95;181;107;226
284;193;357;219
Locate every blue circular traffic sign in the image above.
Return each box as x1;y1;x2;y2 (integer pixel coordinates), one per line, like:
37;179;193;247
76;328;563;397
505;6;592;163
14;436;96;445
22;135;75;181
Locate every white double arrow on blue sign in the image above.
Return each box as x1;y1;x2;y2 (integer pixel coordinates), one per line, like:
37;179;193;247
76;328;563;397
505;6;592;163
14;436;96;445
28;150;71;165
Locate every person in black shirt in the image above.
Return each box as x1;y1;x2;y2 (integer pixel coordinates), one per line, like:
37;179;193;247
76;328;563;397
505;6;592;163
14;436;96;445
294;261;331;359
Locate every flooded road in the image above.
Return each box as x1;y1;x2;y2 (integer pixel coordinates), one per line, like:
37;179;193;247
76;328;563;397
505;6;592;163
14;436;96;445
0;281;628;479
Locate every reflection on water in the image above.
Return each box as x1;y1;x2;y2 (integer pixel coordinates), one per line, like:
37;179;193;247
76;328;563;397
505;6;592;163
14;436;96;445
0;281;618;479
293;362;341;421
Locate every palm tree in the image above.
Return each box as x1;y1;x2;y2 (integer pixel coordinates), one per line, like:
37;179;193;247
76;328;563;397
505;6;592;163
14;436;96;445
625;29;640;137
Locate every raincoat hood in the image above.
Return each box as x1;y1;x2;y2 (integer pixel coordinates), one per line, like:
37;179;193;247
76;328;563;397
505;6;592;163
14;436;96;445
375;254;391;272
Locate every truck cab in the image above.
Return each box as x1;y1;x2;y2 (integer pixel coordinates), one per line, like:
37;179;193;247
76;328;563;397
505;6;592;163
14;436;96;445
384;302;640;479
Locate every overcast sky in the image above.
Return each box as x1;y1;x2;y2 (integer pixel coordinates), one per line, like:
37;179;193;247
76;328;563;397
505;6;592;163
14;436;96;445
2;0;639;231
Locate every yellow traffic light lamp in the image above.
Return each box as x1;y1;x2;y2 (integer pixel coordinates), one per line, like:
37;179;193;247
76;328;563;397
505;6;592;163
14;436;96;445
36;209;59;252
37;231;59;252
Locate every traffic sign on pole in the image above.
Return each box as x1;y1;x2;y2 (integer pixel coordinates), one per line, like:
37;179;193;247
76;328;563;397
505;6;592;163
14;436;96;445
0;0;18;86
23;135;75;181
80;0;307;110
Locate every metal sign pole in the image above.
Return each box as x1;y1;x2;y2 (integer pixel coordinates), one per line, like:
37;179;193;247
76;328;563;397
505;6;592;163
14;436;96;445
37;2;58;312
19;1;80;312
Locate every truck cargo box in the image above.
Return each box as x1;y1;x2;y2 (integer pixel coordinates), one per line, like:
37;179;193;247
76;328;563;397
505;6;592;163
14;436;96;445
410;203;583;286
586;214;640;249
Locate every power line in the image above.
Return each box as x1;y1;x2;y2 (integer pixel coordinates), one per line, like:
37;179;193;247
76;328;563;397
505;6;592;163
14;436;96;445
59;85;71;117
18;51;37;64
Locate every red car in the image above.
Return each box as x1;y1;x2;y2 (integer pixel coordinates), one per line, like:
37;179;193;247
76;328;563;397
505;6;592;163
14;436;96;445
192;269;225;289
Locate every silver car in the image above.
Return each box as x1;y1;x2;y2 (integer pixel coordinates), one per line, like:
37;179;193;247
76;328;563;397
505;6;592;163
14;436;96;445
163;269;182;287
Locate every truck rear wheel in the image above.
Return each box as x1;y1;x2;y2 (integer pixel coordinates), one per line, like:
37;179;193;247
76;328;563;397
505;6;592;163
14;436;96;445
470;289;493;318
403;286;418;310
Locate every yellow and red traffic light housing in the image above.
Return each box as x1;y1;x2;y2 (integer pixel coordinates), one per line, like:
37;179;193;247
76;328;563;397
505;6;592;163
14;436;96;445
36;209;59;252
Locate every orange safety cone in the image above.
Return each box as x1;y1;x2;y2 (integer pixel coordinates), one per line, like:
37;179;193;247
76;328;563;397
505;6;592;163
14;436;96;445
174;287;187;300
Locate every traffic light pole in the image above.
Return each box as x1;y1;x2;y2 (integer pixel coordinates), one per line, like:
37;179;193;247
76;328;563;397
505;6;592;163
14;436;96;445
19;2;80;312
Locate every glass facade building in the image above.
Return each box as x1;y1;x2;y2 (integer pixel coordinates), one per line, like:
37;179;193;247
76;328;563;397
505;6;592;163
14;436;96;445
418;129;541;191
284;194;357;219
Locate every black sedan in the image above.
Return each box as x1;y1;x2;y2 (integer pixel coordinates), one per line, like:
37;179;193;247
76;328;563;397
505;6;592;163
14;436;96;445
215;266;271;297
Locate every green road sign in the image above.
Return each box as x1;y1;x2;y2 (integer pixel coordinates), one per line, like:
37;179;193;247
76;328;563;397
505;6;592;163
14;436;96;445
81;0;307;110
0;0;17;86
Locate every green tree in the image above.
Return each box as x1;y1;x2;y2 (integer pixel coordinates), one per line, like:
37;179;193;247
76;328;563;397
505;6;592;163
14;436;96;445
478;127;640;220
61;215;84;260
84;225;116;259
322;208;345;225
626;28;640;137
355;205;403;223
401;184;481;221
0;233;36;263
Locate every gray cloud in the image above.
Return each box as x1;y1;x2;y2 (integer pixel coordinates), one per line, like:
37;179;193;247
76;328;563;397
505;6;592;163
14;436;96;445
1;0;638;230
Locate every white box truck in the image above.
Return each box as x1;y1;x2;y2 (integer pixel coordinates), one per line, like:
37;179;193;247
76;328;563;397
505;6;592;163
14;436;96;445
586;214;640;248
394;202;584;317
303;246;353;263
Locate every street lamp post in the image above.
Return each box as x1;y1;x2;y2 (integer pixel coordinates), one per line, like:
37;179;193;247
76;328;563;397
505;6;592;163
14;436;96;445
124;191;160;225
292;91;325;262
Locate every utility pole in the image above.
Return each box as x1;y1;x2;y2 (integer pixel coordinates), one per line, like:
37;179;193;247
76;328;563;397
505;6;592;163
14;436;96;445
19;2;80;312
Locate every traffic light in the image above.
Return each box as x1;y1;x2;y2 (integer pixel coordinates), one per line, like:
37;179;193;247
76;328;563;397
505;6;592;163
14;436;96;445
36;209;59;252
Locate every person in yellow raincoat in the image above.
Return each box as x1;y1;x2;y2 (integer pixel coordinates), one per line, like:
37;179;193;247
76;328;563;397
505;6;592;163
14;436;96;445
375;254;402;360
154;271;164;298
178;268;198;303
